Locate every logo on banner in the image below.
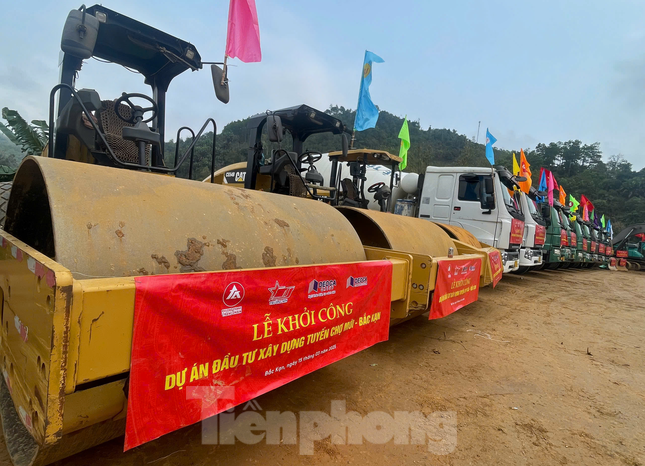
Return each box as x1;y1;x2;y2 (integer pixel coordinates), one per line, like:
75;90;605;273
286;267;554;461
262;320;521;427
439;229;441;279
308;279;337;298
268;281;295;305
346;276;368;288
222;282;245;316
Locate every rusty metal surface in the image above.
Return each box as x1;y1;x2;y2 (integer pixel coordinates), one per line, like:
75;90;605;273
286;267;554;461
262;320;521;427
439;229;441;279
336;207;457;258
434;223;483;248
5;157;366;279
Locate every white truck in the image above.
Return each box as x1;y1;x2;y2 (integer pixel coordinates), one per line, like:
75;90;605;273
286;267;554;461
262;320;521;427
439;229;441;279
413;167;527;273
315;155;534;273
517;190;547;270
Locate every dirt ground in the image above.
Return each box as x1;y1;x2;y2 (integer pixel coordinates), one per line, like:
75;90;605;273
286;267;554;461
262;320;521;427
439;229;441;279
2;268;644;465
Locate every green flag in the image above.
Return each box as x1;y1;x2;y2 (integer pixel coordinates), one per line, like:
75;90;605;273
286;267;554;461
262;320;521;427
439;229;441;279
601;214;606;228
398;117;410;170
569;194;579;212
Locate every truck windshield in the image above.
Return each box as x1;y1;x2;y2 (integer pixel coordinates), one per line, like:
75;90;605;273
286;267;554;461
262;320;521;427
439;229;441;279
526;197;542;223
500;186;523;217
559;211;570;229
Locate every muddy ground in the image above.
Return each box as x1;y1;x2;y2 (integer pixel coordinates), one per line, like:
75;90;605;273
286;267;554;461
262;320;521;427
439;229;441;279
2;268;644;465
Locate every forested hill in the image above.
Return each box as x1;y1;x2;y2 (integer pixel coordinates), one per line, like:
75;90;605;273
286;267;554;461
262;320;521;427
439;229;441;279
165;105;645;232
1;105;642;231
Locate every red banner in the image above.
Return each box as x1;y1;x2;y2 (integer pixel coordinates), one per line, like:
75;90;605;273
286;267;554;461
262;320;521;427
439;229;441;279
599;243;606;254
571;231;577;247
125;262;392;450
606;246;613;256
583;238;588;251
610;257;617;267
616;250;628;258
591;241;596;252
560;229;568;246
618;258;627;267
487;249;502;288
510;219;524;245
430;258;482;319
534;225;546;246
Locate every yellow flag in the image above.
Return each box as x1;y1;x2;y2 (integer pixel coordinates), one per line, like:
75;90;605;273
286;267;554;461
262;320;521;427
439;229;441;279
512;152;520;176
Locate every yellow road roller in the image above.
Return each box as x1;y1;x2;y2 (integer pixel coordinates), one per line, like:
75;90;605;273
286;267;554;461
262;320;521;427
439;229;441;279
0;5;496;465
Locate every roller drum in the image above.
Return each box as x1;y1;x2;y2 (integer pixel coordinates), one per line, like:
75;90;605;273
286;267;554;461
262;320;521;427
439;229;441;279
5;157;367;279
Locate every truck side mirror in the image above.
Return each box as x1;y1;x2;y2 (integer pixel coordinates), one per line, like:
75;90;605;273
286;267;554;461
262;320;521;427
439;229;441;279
481;197;495;211
484;177;494;195
61;7;100;59
211;65;230;104
267;114;283;143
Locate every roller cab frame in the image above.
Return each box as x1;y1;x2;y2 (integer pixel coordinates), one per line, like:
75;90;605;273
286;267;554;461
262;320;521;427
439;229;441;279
216;105;401;213
51;4;226;179
212;106;495;287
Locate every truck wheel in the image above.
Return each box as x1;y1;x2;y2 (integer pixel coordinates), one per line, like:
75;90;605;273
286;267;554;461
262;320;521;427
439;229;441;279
0;181;12;227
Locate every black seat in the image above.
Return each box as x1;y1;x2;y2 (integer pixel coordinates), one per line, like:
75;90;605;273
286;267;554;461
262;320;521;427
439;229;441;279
96;100;150;164
340;178;368;208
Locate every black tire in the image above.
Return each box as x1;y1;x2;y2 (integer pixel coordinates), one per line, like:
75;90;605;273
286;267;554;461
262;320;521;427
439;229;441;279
0;182;12;227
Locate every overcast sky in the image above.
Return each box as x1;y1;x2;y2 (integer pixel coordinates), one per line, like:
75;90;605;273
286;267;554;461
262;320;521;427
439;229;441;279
1;0;645;169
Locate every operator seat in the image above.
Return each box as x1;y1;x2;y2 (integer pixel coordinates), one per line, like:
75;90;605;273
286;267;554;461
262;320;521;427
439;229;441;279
340;178;368;208
96;100;150;164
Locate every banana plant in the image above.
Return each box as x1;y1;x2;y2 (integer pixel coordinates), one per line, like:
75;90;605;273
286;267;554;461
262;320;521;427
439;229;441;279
0;107;48;155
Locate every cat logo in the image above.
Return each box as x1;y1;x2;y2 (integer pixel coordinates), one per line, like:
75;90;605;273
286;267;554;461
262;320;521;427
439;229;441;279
224;171;247;184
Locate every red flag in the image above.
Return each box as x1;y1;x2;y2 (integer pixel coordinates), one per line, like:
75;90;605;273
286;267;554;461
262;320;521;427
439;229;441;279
225;0;262;63
580;195;593;221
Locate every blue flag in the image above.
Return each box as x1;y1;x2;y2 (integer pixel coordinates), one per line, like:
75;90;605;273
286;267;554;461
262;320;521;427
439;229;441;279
354;50;384;132
537;169;547;203
485;129;497;165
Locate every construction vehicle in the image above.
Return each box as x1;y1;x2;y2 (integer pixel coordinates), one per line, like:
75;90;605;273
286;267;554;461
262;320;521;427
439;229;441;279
558;204;577;269
570;215;591;267
539;201;568;269
600;229;611;266
516;189;546;272
589;224;601;266
0;7;498;466
211;105;498;288
408;166;531;273
612;224;645;271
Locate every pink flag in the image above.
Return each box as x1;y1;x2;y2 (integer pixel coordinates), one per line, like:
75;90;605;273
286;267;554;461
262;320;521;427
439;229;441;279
547;170;554;206
225;0;262;63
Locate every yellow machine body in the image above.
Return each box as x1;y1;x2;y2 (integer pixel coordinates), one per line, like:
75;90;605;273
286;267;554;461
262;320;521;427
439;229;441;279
0;156;486;465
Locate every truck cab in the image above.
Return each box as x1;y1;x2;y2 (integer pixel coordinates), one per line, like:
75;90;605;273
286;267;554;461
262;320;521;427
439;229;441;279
518;189;546;270
598;230;609;264
589;226;601;264
418;166;525;273
541;203;567;268
556;204;574;266
573;217;592;265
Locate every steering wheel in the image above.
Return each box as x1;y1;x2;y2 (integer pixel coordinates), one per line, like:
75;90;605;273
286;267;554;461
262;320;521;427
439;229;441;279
114;93;158;124
298;151;322;165
368;182;386;193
